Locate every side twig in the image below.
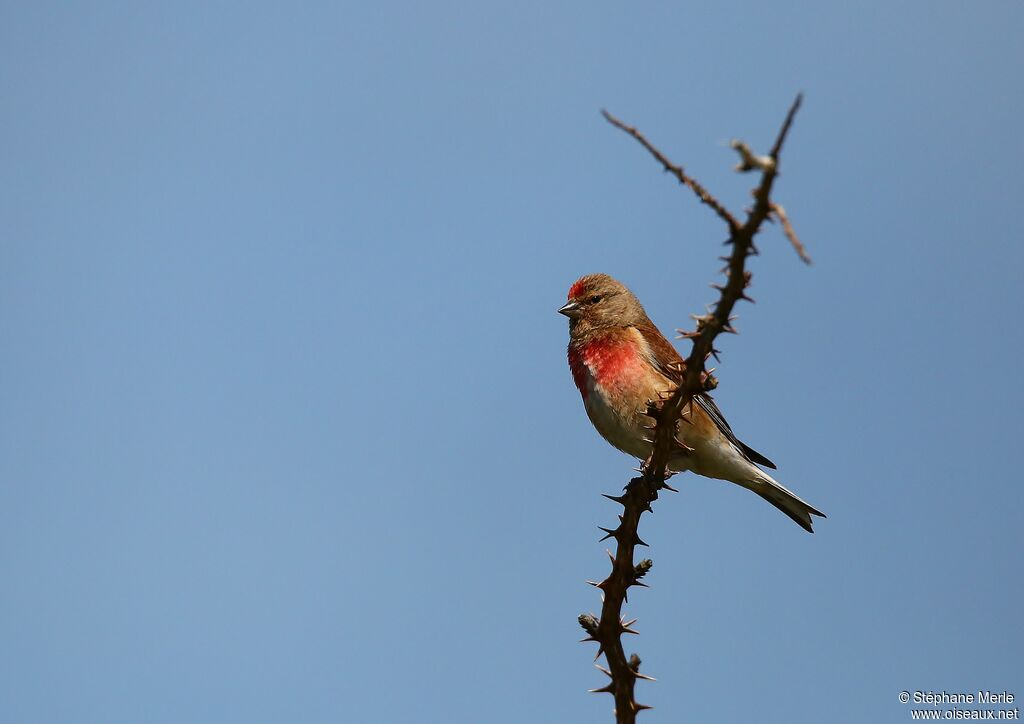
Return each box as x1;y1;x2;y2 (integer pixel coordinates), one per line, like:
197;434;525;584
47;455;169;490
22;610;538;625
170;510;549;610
581;94;806;723
601;110;740;233
770;202;812;265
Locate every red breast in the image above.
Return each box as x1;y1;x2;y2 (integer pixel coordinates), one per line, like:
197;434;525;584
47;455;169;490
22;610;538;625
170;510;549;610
568;330;654;402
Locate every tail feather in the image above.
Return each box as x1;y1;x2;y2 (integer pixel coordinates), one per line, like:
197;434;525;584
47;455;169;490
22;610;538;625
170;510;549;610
749;472;826;533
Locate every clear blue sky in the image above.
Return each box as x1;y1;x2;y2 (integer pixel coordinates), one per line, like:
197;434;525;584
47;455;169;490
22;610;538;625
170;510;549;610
2;2;1021;722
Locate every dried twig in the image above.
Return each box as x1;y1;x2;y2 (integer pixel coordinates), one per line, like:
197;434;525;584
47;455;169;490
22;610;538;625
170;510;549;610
770;202;812;264
581;94;807;723
601;110;740;233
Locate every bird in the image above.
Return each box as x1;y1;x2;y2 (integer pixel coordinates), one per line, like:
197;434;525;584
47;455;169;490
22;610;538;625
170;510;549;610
559;273;826;533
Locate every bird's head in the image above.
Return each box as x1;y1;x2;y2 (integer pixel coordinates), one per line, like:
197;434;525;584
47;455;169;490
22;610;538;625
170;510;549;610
558;273;647;336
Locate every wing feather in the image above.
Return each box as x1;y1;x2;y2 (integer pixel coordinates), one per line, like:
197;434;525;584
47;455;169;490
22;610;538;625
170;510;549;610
633;321;777;470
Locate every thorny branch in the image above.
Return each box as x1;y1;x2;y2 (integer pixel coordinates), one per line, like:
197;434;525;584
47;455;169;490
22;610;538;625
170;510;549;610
580;94;807;723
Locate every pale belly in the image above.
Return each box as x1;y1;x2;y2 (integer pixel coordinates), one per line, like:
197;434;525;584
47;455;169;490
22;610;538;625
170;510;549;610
584;388;647;458
581;372;695;472
582;373;751;482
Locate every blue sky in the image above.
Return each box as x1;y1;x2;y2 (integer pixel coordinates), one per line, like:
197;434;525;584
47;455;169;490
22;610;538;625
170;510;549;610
2;2;1021;722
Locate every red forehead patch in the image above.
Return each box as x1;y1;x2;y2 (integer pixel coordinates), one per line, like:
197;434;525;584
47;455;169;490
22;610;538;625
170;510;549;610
568;277;587;300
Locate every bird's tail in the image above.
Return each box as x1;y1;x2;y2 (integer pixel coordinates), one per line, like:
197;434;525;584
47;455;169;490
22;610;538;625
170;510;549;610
746;471;826;533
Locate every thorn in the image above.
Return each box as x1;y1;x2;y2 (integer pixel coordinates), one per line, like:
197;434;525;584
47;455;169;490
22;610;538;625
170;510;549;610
662;482;679;493
626;655;656;682
602;493;627;505
589;684;615;694
595;664;612;678
635;702;654;711
606;549;616;566
634;532;648;547
598;526;618;542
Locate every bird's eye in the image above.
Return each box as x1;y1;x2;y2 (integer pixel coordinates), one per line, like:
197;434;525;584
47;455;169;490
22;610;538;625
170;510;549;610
589;295;602;304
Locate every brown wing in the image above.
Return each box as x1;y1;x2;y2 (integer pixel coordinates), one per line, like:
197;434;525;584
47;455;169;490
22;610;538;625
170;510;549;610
633;321;777;470
633;319;686;382
694;393;776;469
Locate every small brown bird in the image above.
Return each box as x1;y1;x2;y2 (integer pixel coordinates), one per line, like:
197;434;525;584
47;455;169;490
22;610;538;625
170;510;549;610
560;273;825;532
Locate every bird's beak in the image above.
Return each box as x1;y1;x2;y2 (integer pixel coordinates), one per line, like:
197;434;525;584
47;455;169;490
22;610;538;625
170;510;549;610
558;300;581;318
